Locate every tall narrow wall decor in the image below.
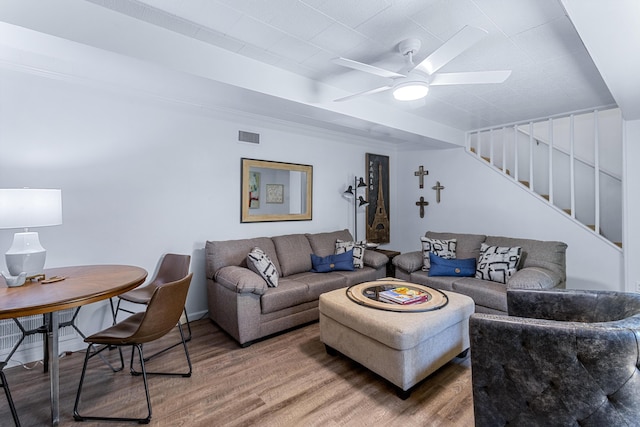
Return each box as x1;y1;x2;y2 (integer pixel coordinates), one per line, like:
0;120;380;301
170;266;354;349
365;153;390;243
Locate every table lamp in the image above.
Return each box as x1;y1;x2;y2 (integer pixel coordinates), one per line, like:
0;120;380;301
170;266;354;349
0;188;62;278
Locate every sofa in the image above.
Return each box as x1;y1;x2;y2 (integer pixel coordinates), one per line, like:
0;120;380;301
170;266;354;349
392;231;567;314
205;229;389;346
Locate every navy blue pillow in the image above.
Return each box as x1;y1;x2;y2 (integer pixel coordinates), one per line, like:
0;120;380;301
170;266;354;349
428;252;476;277
310;250;354;273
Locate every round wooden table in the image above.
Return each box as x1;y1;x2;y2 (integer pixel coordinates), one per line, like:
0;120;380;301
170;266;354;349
0;265;147;426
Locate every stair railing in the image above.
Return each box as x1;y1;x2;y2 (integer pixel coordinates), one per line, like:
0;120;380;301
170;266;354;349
467;107;622;248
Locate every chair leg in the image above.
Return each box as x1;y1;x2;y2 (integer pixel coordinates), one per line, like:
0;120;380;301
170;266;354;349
74;344;152;424
1;369;20;427
132;323;192;378
113;298;138;323
183;308;192;341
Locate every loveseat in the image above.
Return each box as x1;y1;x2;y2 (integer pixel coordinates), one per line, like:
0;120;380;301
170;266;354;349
206;229;388;346
392;231;567;314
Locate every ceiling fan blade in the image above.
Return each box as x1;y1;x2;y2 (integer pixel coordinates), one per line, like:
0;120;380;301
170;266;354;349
414;26;488;75
332;57;405;79
333;85;393;102
430;70;512;86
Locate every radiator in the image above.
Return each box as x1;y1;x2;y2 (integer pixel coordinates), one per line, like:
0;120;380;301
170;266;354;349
0;309;76;357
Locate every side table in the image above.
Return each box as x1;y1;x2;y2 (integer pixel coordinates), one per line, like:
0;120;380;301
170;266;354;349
373;248;401;277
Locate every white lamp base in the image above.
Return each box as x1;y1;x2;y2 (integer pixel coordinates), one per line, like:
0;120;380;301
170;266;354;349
5;231;47;277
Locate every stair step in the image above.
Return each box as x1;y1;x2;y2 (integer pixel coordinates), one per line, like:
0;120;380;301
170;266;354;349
587;225;605;234
469;148;511;175
519;180;530;188
541;194;549;201
587;225;608;238
563;208;572;215
615;242;623;248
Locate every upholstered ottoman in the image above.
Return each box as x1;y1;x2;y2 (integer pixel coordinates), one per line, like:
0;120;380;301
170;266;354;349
319;285;475;398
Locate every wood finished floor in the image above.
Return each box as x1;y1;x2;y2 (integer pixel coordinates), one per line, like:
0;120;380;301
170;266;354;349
1;318;474;426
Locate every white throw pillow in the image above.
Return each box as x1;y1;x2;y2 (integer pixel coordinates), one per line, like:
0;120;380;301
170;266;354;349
247;247;279;287
335;239;366;269
475;243;522;284
421;237;457;271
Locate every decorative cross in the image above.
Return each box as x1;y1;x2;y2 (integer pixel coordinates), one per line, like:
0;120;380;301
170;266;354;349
432;181;445;203
415;196;429;218
414;166;429;188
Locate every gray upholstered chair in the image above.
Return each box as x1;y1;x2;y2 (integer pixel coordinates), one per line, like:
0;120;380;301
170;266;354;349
470;289;640;427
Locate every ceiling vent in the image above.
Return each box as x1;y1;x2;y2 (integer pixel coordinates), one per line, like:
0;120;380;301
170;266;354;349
238;130;260;144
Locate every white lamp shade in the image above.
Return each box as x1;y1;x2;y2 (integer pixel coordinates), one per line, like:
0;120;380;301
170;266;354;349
0;188;62;229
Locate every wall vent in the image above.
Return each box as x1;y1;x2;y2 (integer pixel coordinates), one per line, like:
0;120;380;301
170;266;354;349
238;130;260;144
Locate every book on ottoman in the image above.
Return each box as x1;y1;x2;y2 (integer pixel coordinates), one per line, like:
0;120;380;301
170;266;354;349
379;287;428;305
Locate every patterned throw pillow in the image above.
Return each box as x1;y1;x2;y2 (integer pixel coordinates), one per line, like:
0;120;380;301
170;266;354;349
475;243;522;284
247;247;279;287
335;239;366;269
421;237;457;271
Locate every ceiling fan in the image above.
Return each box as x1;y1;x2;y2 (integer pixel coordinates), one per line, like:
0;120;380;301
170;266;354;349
332;26;512;102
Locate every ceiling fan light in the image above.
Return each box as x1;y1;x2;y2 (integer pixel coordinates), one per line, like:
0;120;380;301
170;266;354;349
393;82;429;101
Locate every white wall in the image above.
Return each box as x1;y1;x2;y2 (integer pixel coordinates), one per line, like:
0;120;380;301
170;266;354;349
0;65;395;362
394;147;623;291
624;119;640;292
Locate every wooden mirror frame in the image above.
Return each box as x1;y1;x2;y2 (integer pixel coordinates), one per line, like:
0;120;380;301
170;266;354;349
241;158;313;223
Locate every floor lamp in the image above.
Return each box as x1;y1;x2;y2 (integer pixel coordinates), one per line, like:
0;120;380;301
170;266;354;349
343;177;369;241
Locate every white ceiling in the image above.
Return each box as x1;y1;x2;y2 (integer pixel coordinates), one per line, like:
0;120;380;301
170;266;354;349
87;0;615;126
0;0;632;148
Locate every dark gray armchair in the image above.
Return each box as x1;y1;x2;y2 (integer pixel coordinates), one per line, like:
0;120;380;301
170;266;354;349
469;289;640;427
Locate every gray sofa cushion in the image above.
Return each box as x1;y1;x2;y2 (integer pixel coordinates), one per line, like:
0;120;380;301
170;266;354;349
393;251;423;273
290;271;347;300
485;236;567;281
362;250;389;270
334;266;382;286
507;266;560;289
260;278;311;314
408;271;458;292
452;277;507;313
272;234;313;276
206;237;281;279
426;231;487;260
306;229;353;257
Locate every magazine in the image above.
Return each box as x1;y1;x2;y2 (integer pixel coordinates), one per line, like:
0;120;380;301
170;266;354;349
378;287;428;305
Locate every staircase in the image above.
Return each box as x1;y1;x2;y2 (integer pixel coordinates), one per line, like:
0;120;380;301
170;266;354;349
468;107;622;249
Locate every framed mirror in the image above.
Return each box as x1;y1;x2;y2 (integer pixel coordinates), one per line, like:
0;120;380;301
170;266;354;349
241;158;313;223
